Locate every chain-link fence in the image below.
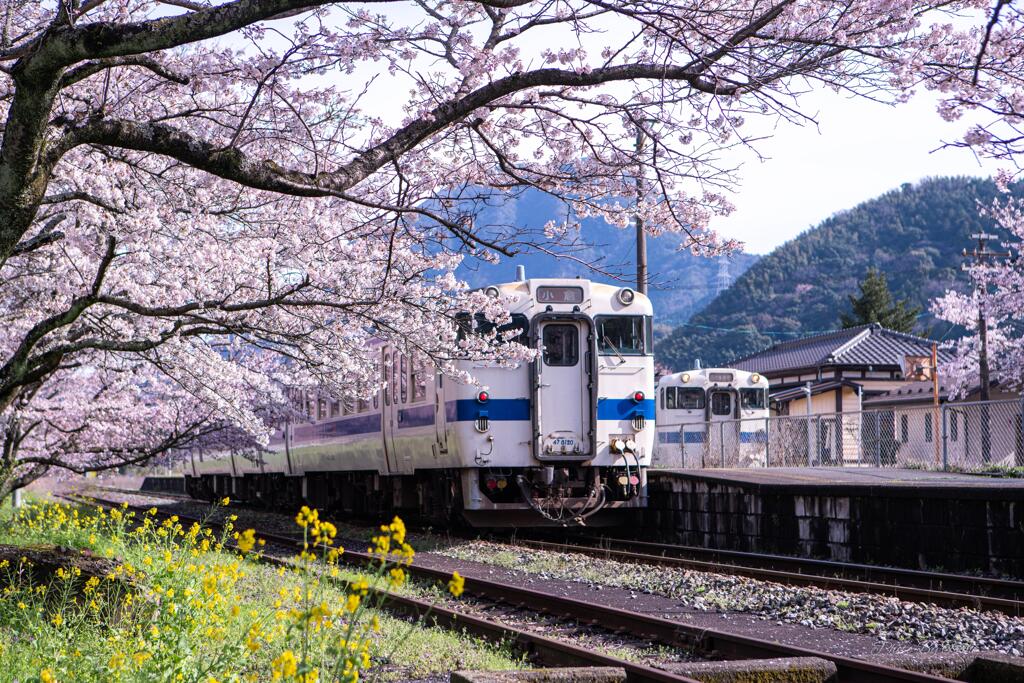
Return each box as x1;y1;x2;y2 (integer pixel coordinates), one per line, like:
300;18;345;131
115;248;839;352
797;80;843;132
651;398;1024;472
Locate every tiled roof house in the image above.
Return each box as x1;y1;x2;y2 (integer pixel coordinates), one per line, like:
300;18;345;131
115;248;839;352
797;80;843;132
730;323;953;415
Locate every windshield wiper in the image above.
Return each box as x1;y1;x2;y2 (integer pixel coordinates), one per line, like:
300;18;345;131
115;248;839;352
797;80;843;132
603;336;627;366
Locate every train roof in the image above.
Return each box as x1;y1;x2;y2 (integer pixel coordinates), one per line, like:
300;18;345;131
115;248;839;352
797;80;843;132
481;278;653;316
657;367;768;387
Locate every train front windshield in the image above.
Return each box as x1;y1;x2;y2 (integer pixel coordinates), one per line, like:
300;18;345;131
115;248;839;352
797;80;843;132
596;315;650;355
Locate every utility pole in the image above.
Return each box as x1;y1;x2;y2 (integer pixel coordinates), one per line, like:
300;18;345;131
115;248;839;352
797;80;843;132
963;232;1011;463
931;342;940;466
634;124;648;296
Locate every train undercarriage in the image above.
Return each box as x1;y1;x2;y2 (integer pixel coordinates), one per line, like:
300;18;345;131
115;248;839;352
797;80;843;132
184;465;645;527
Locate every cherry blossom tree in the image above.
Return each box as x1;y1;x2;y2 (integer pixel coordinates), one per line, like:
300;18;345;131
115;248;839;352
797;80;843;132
932;199;1024;395
2;0;1022;497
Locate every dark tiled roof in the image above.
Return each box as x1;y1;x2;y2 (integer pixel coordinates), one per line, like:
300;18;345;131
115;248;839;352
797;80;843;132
770;379;862;403
863;380;1009;406
732;323;953;374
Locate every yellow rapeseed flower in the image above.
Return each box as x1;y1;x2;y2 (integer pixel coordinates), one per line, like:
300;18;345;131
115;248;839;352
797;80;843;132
448;571;465;597
271;650;298;681
221;497;231;506
40;669;55;683
235;529;257;553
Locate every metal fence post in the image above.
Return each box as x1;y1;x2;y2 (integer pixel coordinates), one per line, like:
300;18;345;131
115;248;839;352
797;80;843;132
720;421;725;467
874;412;881;467
1019;394;1024;467
765;416;771;467
941;403;949;471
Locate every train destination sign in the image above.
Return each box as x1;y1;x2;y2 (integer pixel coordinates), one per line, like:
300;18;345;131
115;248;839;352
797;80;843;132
536;286;584;304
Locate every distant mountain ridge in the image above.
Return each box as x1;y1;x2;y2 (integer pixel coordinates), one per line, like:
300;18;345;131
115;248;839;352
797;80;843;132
656;176;1024;370
454;188;759;325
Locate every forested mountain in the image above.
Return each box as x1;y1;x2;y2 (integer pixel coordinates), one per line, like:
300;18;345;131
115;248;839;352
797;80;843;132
455;188;758;325
656;177;1024;370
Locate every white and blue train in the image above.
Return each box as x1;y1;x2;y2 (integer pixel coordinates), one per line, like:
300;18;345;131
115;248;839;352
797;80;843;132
184;274;655;526
652;368;770;469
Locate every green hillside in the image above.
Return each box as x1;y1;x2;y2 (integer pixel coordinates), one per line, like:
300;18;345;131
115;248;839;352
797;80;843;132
656;176;1024;370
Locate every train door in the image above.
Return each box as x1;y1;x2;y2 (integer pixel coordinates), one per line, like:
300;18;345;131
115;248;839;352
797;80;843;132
537;321;590;457
707;390;737;466
381;349;397;474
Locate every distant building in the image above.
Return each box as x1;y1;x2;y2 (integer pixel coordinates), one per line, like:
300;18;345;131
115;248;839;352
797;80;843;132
863;380;1022;468
730;323;954;416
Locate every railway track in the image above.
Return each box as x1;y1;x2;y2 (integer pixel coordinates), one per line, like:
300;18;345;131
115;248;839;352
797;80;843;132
87;484;1024;616
62;491;960;683
512;535;1024;617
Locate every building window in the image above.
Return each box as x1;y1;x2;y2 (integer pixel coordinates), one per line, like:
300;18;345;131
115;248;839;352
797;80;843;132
924;413;932;443
900;414;909;443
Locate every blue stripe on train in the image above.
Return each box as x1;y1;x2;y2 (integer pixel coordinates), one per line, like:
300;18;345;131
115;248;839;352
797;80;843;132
398;404;435;428
740;431;768;444
446;399;531;422
658;430;707;444
314;413;382;437
595;398;656;420
445;397;655;422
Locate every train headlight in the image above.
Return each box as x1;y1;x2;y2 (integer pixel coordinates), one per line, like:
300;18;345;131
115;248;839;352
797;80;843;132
484;286;500;298
752;374;761;384
617;288;636;305
681;373;690;383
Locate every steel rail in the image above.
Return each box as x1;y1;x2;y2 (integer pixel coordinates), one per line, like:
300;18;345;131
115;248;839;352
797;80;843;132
514;538;1024;617
65;493;957;683
558;536;1024;608
58;493;702;683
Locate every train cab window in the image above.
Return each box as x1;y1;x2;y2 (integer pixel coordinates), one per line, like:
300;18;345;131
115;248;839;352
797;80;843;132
542;324;579;366
473;313;530;346
740;388;766;410
710;392;732;416
678;388;705;410
595;316;647;355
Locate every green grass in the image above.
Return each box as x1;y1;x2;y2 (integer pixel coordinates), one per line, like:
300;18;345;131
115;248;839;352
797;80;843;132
0;500;527;683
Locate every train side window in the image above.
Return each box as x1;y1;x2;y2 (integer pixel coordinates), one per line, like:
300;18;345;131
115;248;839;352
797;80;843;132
330;400;340;418
542;324;579;366
318;398;327;421
411;359;427;401
358;398;369;413
384;355;391;406
710;392;732;416
344;398;355;415
400;355;408;403
305;394;315;421
740;388;766;410
679;388;705;410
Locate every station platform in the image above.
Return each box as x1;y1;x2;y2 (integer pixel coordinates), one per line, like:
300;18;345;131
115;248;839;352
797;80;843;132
644;467;1024;578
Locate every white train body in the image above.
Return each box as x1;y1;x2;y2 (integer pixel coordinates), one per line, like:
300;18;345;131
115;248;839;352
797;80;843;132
186;278;654;526
652;368;769;469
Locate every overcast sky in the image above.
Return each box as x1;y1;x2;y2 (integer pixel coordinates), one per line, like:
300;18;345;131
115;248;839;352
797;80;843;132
713;89;1001;255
